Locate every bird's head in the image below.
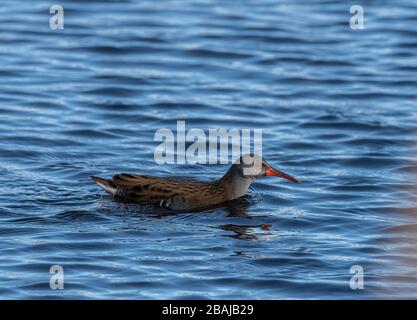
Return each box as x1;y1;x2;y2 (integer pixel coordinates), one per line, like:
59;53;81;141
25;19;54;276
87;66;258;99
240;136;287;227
233;154;299;183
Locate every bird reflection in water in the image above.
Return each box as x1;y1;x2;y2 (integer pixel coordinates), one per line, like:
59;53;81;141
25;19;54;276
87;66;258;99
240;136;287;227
97;192;273;241
220;196;272;241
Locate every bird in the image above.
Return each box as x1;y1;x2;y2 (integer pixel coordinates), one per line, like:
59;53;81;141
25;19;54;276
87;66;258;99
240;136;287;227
91;154;299;211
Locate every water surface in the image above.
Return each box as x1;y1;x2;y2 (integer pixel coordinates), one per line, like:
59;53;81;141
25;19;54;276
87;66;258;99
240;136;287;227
1;0;417;299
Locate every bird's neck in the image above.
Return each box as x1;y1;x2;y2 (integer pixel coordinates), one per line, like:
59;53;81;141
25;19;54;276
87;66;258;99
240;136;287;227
216;166;254;200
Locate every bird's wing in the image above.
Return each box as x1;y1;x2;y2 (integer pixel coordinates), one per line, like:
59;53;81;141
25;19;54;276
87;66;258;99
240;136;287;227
110;173;205;206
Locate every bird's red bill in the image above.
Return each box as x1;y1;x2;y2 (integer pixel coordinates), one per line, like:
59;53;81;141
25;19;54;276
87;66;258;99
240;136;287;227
265;168;299;183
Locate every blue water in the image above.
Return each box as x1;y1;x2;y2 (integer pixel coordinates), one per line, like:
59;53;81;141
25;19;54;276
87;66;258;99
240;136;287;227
1;0;417;299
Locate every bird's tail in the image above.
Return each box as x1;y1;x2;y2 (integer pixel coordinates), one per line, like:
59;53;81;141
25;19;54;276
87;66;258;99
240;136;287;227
91;176;116;195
